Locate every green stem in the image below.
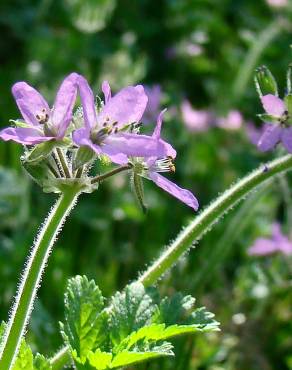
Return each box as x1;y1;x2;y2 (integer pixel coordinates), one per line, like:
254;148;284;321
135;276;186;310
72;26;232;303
0;188;80;370
50;346;71;370
138;154;292;287
47;154;292;369
56;148;71;178
91;164;131;184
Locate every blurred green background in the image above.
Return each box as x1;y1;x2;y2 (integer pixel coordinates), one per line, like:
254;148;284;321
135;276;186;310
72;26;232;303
0;0;291;369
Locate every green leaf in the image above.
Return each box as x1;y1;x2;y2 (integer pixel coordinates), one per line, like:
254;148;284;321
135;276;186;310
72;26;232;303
33;354;52;370
109;282;157;348
153;293;196;325
187;306;220;331
60;275;108;362
12;339;34;370
110;343;174;368
86;349;112;369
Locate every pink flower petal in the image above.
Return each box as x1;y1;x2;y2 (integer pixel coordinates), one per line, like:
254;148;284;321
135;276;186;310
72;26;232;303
52;73;79;138
257;124;281;151
148;172;199;210
12;82;50;126
261;94;286;116
77;75;98;130
97;85;148;128
0;127;51;145
102;81;111;104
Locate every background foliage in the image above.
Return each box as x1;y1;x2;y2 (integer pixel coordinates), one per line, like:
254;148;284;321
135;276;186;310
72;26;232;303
0;0;291;369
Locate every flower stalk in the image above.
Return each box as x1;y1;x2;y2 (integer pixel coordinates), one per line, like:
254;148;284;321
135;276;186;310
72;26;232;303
138;154;292;286
0;187;80;370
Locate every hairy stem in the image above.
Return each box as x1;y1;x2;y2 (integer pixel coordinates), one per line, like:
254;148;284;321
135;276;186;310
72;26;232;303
50;346;71;370
91;164;131;184
56;148;71;178
138;154;292;286
0;188;80;370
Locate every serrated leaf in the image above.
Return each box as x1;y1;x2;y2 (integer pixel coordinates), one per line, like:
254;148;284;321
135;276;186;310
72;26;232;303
33;354;52;370
109;282;157;348
110;342;174;368
187;307;220;331
153;293;196;326
60;275;108;361
86;349;112;369
12;339;33;370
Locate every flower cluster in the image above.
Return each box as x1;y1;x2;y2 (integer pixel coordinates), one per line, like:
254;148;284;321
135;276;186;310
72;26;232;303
0;74;198;210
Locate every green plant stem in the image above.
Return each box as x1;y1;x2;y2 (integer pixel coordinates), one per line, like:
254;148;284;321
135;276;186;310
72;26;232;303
50;346;72;370
49;154;292;369
0;188;80;370
56;148;71;178
138;154;292;287
91;164;131;184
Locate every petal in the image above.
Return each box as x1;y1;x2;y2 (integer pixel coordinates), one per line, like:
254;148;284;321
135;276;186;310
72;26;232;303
248;238;278;256
257;124;281;151
261;94;286;116
0;127;51;145
12;82;50;126
103;133;169;159
97;85;148;128
102;81;111;104
72;127;102;153
281;127;292;153
148;172;199;210
52;73;79;138
152;109;167;139
77;75;97;130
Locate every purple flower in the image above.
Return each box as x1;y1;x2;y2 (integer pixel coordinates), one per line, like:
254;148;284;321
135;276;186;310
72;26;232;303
248;223;292;256
181;100;212;132
0;73;79;145
131;111;199;210
73;77;171;164
143;85;162;124
257;94;292;152
216;110;243;130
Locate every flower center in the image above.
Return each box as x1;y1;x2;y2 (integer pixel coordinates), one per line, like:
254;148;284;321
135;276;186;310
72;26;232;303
35;108;49;125
279;110;290;127
130;156;175;176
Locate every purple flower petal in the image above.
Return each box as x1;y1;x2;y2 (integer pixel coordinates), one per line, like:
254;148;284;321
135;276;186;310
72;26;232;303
148;172;199;210
97;85;148;128
261;94;286;116
257;124;281;151
72;127;101;153
248;238;278;256
0;127;52;145
78;75;97;130
103;133;167;160
281;127;292;153
102;81;111;104
52;73;79;138
12;82;50;126
152;109;177;159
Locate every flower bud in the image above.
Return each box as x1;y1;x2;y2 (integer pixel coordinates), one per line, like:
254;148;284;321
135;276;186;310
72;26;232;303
254;65;278;97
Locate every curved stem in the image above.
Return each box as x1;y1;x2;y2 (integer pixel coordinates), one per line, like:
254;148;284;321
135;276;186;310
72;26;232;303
50;346;71;370
138;154;292;286
0;188;80;370
91;164;131;184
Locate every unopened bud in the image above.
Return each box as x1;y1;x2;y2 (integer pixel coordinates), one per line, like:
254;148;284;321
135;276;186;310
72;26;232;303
254;65;278;97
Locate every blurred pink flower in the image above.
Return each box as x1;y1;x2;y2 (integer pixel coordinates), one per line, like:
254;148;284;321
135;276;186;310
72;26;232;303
216;110;243;130
181;100;212;132
248;223;292;256
266;0;288;7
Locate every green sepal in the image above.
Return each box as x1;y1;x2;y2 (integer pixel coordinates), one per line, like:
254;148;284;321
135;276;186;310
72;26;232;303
42;177;98;194
285;94;292;117
21;158;56;187
24;141;56;164
254;65;278;97
257;113;279;123
73;146;96;170
287;63;292;94
131;173;147;213
95;95;104;113
9;119;30;128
